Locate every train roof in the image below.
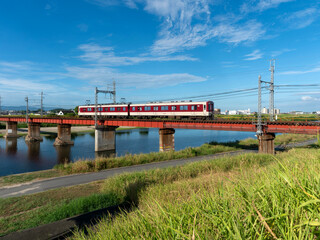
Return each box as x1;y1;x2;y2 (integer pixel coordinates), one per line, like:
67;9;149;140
131;101;211;106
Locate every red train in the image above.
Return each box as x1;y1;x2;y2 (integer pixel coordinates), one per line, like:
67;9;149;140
78;101;214;120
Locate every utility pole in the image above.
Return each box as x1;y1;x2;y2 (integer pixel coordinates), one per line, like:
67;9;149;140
41;91;44;117
269;59;275;121
25;97;29;123
113;79;116;104
95;87;98;128
94;85;116;127
257;75;262;135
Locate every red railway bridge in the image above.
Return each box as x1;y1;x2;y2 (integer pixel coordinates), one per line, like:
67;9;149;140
0;116;319;154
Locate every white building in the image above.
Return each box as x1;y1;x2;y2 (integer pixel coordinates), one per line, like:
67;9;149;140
238;108;251;115
261;107;268;114
228;110;238;115
57;111;64;116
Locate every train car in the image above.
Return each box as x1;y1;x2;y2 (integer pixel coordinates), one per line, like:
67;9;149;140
130;101;214;119
78;104;129;117
78;101;214;120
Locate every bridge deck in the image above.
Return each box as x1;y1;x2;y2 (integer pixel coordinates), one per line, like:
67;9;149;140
0;117;319;134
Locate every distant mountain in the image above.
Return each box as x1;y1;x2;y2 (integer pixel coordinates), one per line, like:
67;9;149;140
0;106;72;111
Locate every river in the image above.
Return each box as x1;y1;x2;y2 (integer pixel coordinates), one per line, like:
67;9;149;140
0;128;256;176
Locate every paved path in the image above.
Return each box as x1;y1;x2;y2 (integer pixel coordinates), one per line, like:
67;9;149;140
0;150;254;199
0;138;316;199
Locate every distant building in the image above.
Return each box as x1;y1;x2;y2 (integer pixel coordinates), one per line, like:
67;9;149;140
228;110;238;115
316;111;320;115
214;108;221;114
57;111;64;116
274;109;280;114
261;107;268;114
226;109;251;115
237;108;251;115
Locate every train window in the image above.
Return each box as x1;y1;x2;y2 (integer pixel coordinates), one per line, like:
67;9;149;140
191;106;194;110
117;107;121;111
154;106;158;111
132;107;135;111
145;106;151;111
191;105;197;110
138;107;142;111
123;107;126;111
161;106;168;111
98;108;103;111
110;107;115;111
171;106;176;110
104;108;108;111
88;108;92;111
204;105;206;110
82;108;86;112
180;106;188;110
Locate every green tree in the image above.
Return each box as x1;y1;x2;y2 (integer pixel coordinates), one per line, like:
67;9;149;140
74;106;79;115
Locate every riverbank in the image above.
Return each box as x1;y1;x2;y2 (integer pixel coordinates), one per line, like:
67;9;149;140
0;126;142;137
0;133;316;187
72;147;320;240
1;145;319;238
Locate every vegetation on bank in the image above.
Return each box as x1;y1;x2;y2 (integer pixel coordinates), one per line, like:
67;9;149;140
73;147;320;240
0;152;278;236
216;113;320;122
1;147;319;237
55;144;237;174
0;134;315;187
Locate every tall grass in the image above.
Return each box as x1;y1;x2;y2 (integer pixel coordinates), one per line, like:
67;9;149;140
73;149;320;239
56;144;236;174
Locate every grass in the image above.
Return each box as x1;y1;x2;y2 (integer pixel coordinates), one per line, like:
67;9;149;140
0;151;275;236
72;147;320;240
1;146;319;237
0;134;315;187
0;170;66;187
56;144;237;174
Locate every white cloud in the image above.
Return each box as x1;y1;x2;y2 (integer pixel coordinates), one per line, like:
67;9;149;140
301;96;320;101
78;43;197;66
241;0;294;13
244;49;263;60
86;0;140;9
283;7;319;29
86;0;266;55
271;48;295;57
149;0;265;55
280;66;320;75
0;77;57;93
66;66;206;88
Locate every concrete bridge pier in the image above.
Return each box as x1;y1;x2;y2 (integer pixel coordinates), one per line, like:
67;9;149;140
95;126;118;152
25;123;43;142
258;133;275;154
159;128;175;152
4;122;19;138
54;124;74;146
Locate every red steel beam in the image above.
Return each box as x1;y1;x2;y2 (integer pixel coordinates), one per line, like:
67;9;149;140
0;117;319;134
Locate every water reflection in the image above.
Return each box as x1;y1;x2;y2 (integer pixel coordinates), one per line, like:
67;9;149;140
6;138;17;154
26;141;40;162
0;129;257;176
43;134;57;140
55;145;71;165
116;131;132;136
139;129;149;135
95;149;116;159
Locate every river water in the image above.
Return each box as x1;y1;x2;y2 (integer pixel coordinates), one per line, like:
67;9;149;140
0;129;256;176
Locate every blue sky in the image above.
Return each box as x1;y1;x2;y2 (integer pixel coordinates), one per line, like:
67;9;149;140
0;0;319;112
